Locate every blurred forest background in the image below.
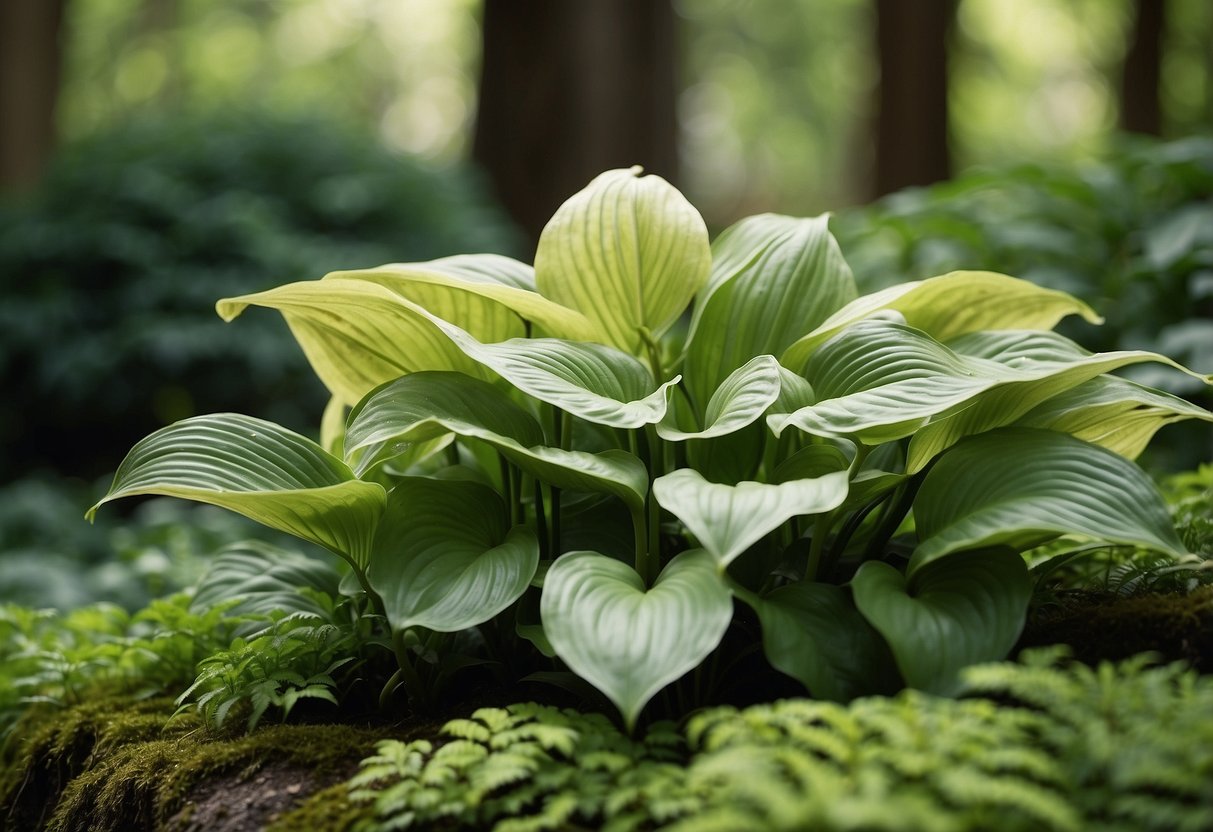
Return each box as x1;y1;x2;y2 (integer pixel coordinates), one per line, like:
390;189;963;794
0;0;1211;608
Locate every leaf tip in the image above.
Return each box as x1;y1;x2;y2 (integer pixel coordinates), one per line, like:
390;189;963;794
215;297;248;323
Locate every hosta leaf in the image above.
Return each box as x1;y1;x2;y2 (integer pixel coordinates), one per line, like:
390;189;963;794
657;355;782;441
653;468;850;567
739;581;898;701
852;549;1031;695
190;541;341;628
903;329;1213;471
367;478;539;632
345;372;648;510
330;253;603;342
1015;375;1213;459
770;320;1016;444
683;214;856;402
911;427;1186;576
772;447;904;514
88;414;386;567
540;549;732;729
217;278;495;405
535;167;711;355
424;314;679;428
781;271;1101;370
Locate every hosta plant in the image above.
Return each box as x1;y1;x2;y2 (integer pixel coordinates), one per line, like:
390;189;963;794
90;167;1213;729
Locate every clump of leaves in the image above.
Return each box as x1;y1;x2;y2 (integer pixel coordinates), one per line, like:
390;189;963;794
333;651;1213;832
91;166;1213;728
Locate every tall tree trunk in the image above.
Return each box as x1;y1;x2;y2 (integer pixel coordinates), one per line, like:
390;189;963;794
872;0;955;198
1120;0;1165;136
0;0;66;191
473;0;679;253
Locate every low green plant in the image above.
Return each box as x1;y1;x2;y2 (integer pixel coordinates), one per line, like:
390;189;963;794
325;651;1213;832
91;167;1213;728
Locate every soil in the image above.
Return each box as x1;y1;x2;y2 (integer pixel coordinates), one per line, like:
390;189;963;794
167;760;354;832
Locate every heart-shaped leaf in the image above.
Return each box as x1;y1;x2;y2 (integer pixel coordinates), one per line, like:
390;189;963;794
346;372;648;511
535;167;711;355
367;478;539;632
541;549;732;729
911;427;1186;575
88;414;386;567
330;253;604;342
1015;375;1213;459
217;278;500;405
653;468;850;567
683;214;856;402
781;271;1101;371
737;581;899;701
852;549;1031;695
657;355;783;441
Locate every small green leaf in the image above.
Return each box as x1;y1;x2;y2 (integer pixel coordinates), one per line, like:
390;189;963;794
911;427;1186;575
88;414;386;567
541;549;732;730
852;549;1031;696
781;271;1101;370
657;355;782;440
683;214;856;402
653;468;850;567
535;167;711;355
368;478;538;632
740;581;898;701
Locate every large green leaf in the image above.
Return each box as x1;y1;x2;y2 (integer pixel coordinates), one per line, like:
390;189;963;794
770;320;1017;444
1015;375;1213;459
217;278;497;405
657;355;782;441
329;253;604;342
345;372;648;511
88;414;386;567
780;271;1101;371
911;428;1186;575
903;330;1213;471
367;478;538;632
683;214;856;402
851;550;1031;696
190;541;342;629
540;549;732;729
653;468;850;567
739;581;898;701
535;167;711;355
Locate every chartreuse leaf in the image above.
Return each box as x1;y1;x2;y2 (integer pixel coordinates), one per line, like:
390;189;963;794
653;468;850;567
657;356;782;440
903;329;1213;472
535;167;711;355
770;320;1017;444
345;372;648;511
87;414;386;568
735;581;898;701
852;549;1031;696
911;428;1186;576
329;253;604;342
780;271;1101;370
541;549;732;729
217;278;497;405
1015;375;1213;459
421;311;680;428
367;478;538;632
683;214;857;403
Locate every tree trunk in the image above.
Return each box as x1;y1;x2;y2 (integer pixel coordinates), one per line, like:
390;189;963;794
1120;0;1165;136
0;0;66;191
872;0;955;198
472;0;679;253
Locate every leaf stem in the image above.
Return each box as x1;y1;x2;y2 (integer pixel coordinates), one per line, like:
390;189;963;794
390;629;427;711
805;511;834;581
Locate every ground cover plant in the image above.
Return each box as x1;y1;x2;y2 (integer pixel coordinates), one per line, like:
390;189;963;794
88;166;1213;733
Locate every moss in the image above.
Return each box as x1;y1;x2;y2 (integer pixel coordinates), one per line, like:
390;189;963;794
1020;586;1213;670
268;782;373;832
0;697;400;832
